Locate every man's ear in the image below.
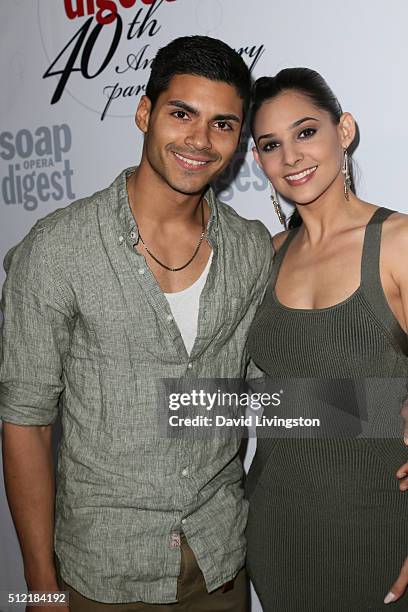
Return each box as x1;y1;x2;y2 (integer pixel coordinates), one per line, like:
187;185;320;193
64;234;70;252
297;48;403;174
136;96;152;134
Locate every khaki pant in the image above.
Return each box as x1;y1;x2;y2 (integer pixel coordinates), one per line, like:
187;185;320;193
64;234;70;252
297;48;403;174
59;536;248;612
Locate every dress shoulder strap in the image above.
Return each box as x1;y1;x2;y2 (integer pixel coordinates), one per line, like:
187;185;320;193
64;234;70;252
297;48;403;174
360;207;395;294
360;207;408;354
270;227;300;288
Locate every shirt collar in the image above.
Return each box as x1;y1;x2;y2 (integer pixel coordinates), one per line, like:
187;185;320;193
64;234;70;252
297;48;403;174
114;167;219;245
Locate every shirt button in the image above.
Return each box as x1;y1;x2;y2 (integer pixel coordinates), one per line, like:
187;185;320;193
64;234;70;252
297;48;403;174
187;363;193;369
181;519;186;525
118;235;124;244
166;314;173;322
138;269;145;275
181;468;188;477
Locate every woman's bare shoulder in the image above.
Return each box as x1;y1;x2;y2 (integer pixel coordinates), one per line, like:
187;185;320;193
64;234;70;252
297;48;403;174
382;210;408;247
382;209;408;235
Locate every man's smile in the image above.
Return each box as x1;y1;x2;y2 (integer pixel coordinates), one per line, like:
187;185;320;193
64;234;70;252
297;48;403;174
172;151;215;171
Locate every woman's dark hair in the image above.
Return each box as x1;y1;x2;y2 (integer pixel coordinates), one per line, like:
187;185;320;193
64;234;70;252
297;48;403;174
250;68;356;228
146;36;251;117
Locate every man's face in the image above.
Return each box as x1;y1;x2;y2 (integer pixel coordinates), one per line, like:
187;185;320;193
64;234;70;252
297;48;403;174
136;74;244;196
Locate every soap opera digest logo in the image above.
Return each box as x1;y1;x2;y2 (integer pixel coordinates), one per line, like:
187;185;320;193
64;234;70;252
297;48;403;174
1;125;75;212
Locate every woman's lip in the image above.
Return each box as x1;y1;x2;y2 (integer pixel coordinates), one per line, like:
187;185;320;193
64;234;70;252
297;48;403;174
284;166;317;186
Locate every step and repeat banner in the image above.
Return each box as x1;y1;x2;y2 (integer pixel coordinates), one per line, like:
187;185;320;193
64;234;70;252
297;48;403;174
2;1;408;610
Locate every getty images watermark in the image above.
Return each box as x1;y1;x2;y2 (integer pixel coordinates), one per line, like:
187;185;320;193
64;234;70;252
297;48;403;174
159;377;408;439
158;379;326;438
167;388;320;430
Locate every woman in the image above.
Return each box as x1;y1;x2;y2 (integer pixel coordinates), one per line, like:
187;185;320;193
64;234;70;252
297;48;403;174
245;69;408;610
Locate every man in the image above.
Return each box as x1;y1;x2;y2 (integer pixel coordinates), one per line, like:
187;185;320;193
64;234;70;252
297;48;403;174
0;36;273;611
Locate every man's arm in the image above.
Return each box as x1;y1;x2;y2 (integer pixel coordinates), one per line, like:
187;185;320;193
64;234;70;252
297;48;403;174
0;226;73;605
2;423;58;590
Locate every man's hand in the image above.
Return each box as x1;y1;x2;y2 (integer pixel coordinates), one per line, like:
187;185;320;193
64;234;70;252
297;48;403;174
384;556;408;604
396;460;408;491
401;397;408;448
396;396;408;490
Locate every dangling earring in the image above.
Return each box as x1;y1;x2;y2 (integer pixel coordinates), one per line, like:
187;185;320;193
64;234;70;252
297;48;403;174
270;183;287;228
342;149;351;201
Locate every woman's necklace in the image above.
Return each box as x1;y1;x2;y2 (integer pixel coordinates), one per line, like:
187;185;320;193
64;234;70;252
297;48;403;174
136;198;206;272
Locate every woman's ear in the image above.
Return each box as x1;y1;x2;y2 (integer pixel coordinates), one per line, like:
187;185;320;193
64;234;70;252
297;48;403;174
252;144;262;168
338;112;356;149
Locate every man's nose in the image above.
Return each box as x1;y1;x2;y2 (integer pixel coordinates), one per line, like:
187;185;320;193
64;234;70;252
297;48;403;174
185;123;212;151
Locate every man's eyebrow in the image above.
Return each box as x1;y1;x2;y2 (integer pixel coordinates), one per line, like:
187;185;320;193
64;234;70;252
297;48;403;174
166;101;241;124
257;117;319;144
213;113;241;123
167;100;199;115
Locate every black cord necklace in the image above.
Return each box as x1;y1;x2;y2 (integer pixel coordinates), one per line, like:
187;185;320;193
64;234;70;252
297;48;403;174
136;198;206;272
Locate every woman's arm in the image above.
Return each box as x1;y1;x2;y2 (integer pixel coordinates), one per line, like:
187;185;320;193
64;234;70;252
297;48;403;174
385;215;408;604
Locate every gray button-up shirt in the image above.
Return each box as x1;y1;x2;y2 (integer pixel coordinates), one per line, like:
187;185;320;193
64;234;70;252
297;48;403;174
0;168;273;604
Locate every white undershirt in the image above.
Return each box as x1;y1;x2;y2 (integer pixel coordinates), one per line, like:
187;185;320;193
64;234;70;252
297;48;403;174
164;253;213;355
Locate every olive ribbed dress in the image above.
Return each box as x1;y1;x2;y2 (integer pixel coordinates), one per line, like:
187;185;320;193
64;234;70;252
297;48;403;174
246;208;408;611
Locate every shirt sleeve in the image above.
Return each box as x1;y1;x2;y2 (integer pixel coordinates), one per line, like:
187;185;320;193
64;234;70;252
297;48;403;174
0;228;73;426
245;224;274;383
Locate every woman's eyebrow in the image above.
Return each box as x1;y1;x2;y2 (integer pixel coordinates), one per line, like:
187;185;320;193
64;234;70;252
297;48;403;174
257;116;319;144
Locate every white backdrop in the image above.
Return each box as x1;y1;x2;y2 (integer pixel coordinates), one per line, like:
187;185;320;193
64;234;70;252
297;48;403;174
1;1;408;610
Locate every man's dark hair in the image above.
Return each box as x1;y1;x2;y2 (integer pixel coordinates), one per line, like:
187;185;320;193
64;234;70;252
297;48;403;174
146;35;251;116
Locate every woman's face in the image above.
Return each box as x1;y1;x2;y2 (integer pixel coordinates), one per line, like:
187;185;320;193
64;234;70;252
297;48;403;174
252;90;354;206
